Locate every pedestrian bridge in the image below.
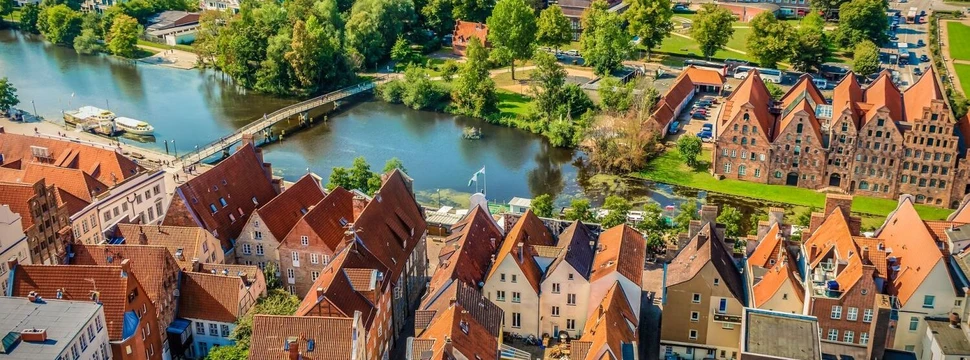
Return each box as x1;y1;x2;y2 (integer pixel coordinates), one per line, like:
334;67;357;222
178;80;379;164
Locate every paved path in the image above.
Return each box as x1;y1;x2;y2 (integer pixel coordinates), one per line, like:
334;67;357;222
137;46;198;70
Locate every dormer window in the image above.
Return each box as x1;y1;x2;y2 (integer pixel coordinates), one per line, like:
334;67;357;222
219;198;228;207
209;204;218;214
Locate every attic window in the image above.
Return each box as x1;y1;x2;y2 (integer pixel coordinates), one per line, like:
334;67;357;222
222;179;228;186
213;185;219;191
209;204;218;214
713;278;720;286
219;198;228;208
252;197;259;206
300;208;308;215
307;339;315;352
339;217;348;226
192;197;198;204
459;320;469;334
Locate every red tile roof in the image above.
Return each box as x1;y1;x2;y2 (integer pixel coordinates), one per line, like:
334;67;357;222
749;223;782;269
863;70;904;123
249;315;359;360
114;223;221;270
178;271;252;323
256;174;326;240
774;98;823;141
0;163;108;209
0;131;143;186
425;205;502;301
71;244;179;319
804;210;857;269
453;20;488;45
486;210;556;293
780;74;826;111
752;254;804;308
0;181;42;230
295;241;387;330
952;195;970;223
571;282;638;360
831;72;864;128
720;70;776;140
280;187;355;253
164;143;279;249
876;196;945;306
683;65;727;86
415;303;499;360
903;66;946;122
589;225;646;286
650;72;696;128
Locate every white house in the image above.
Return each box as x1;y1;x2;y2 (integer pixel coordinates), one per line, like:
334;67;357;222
508;197;532;215
0;205;31;296
539;221;596;338
72;169;168;245
177;269;265;358
587;225;646;321
0;296;112;360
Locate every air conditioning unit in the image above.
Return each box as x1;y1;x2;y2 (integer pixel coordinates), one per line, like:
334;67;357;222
30;146;51;159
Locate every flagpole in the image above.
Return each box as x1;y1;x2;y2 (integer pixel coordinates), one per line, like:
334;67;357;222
483;166;486;197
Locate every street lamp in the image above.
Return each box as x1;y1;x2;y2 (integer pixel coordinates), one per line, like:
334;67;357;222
172;140;178;158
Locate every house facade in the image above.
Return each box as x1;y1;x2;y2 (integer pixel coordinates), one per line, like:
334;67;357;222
72;170;168;245
178;267;266;359
0;180;72;265
0;205;31;296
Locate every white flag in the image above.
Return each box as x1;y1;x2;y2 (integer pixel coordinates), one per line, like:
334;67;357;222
467;167;485;187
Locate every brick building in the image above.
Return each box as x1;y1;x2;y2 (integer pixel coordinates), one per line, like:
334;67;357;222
712;69;970;208
0;179;72;264
278;186;356;296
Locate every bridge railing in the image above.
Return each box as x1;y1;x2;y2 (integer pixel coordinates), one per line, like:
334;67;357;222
179;77;384;162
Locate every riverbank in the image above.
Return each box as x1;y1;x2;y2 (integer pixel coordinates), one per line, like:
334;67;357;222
635;147;954;220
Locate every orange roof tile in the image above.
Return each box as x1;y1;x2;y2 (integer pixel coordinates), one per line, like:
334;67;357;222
71;244;179;318
903;66;946;122
178;271;253;323
573;282;638;360
425;205;502;301
0;131;143;185
951;195;970;223
720;70;776;140
666;223;746;302
780;75;826;111
752;256;804;308
864;70;904;122
295;241;386;330
414;303;499;360
0;181;43;230
804;210;857;269
683;65;727;86
279;187;354;254
749;223;782;269
453;20;488;44
486;210;556;293
832;73;864;127
114;223;221;270
249;315;358;360
589;225;646;286
255;174;326;240
876;197;945;305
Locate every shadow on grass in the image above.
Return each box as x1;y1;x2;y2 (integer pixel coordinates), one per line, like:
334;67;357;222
496;91;532;118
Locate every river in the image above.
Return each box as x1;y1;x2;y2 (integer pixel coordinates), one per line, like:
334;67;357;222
1;29;788;231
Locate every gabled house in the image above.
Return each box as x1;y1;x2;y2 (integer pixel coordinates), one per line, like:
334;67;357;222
6;259;164;360
249;314;367;360
178;265;266;358
235;173;326;272
746;211;808;315
0;205;30;296
588;225;646;321
570;282;639;360
540;220;596;338
114;223;226;270
713;70;775;183
278;186;356;297
0;179;72;265
164;139;280;252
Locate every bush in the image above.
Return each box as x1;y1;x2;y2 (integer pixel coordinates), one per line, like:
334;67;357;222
377;80;406;103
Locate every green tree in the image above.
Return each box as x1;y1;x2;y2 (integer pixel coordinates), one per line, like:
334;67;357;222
747;12;794;68
73;29;103;55
383;157;408;174
690;3;734;59
677;135;702;168
531;194;554;217
0;0;13;20
453;0;492;23
531;51;568;119
231;289;300;349
390;36;415;64
452;37;498;117
345;0;415;68
486;0;536;80
717;205;743;239
255;31;294;95
564;199;596;222
117;0;155;23
536;5;572;52
401;66;445;110
20;4;42;34
205;345;248;360
420;0;454;36
674;201;698;233
0;77;19;113
765;81;784;100
795;206;816;227
262;262;281;289
811;0;850;19
41;4;82;46
600;195;631;228
194;10;229;65
790;13;831;72
285;15;350;93
624;0;673;60
852;40;880;76
440;60;459;82
637;202;669;234
598;77;635;112
579;0;627;76
108;14;140;58
836;0;888;48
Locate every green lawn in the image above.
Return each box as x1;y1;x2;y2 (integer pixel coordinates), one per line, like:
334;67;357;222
496;90;533;118
954;63;970;96
947;22;970;61
655;34;754;62
726;27;752;52
635;148;954;220
136;40;196;54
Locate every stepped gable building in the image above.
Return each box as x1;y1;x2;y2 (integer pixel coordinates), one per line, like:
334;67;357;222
0;179;72;264
164;139;280;251
711;69;970;207
6;259;164;360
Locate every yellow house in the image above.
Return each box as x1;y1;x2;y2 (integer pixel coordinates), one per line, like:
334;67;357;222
747;222;807;314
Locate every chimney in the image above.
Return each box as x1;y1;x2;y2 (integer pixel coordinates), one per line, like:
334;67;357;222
867;294;896;360
352;195;368;220
6;257;17;273
20;328;48;342
443;336;453;355
0;127;5;133
137;227;148;245
768;207;784;226
242;133;255;147
120;259;131;275
950;313;962;328
517;243;524;263
700;205;718;227
823;194;853;218
286;337;299;360
191;259;200;272
27;291;38;303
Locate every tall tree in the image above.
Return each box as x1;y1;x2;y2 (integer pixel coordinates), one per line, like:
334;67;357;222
0;0;14;22
0;77;19;113
836;0;888;48
383;157;408;174
674;200;698;233
746;12;794;68
420;0;454;36
600;195;631;228
117;0;155;23
852;40;880;76
690;3;734;59
810;0;850;20
531;51;568;119
40;4;82;46
536;5;572;52
579;0;627;76
598;77;635;112
717;205;743;239
531;194;554;217
255;31;294;95
452;37;498;117
108;14;140;58
486;0;536;80
20;4;41;34
193;10;229;66
453;0;492;23
565;199;596;222
73;28;103;54
624;0;673;60
345;0;415;68
205;345;247;360
790;13;831;72
677;134;702;167
286;15;347;92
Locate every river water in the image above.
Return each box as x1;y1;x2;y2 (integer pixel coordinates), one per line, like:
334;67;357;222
0;29;785;230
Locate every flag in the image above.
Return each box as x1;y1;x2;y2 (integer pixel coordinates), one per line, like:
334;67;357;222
467;167;485;187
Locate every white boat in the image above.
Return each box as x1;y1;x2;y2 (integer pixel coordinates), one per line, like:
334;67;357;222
64;106;115;125
115;116;155;136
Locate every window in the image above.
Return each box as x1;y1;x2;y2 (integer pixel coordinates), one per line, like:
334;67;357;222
195;322;205;335
511;275;517;283
689;330;698;340
311;271;320;280
567;294;576;305
723;163;731;173
844;331;854;343
831;306;842;319
860;332;869;345
301;236;309;246
847;307;858;321
827;329;838;341
863;309;873;323
209;323;218;336
496;291;505;302
552;283;560;293
220;324;230;337
713;278;720;286
219;197;228;207
923;295;935;308
87;325;95;341
552;306;560;317
242;244;252;255
718;298;727;313
690;311;700;322
71;344;79;360
80;332;88;350
209;204;218;213
253;231;262;240
910;317;919;331
568;273;574;280
511;313;521;328
500;274;506;282
256;244;264;256
311;253;319;264
287;268;295;279
512;292;521;303
692;293;701;303
566;319;576;330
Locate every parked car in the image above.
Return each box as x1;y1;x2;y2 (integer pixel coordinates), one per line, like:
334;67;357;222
692;108;708;116
920;54;930;62
565;49;580;57
691;112;706;119
697;130;713;139
917;39;925;47
669;121;681;133
914;67;922;76
702;123;713;131
702;96;719;104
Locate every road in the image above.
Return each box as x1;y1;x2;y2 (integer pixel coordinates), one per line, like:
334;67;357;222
885;0;934;88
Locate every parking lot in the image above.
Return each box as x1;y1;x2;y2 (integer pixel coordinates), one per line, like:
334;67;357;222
666;93;723;146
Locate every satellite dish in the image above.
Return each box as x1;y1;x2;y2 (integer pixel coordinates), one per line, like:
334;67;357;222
469;193;488;213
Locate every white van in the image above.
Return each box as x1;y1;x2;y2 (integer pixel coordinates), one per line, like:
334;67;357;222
812;78;828;90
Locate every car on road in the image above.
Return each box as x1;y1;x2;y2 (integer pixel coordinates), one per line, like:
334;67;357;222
565;49;580;57
921;54;930;62
697;130;713;140
917;39;924;47
914;67;922;76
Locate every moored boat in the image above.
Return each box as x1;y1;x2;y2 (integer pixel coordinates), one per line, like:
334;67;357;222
115;117;155;136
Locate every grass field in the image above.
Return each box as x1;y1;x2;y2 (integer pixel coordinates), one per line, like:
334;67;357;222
496;90;533;118
947;22;970;61
137;40;196;53
954;63;970;96
635;148;954;220
726;27;752;52
655;34;754;62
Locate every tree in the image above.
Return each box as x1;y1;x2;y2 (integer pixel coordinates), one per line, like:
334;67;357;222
262;261;281;289
624;0;673;60
73;29;103;55
536;5;572;52
0;0;13;21
795;206;816;227
836;0;888;48
117;0;155;23
677;135;702;168
108;14;140;58
674;201;698;233
746;12;794;68
256;31;294;95
598;77;635;112
286;15;349;92
328;157;385;194
487;0;536;80
453;0;492;23
690;4;734;59
637;202;669;234
600;195;631;228
41;5;82;46
790;13;831;73
564;199;595;222
0;77;19;113
452;37;498;118
531;194;554;217
401;66;445;110
717;205;743;239
765;82;784;100
852;40;880;77
420;0;454;36
194;10;229;65
231;289;299;349
811;0;850;19
580;0;627;76
390;36;415;64
383;157;408;174
346;0;416;68
205;345;247;360
20;4;42;34
531;51;568;118
440;60;459;81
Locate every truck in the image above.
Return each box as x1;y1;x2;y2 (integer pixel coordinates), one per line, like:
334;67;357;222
906;7;919;23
